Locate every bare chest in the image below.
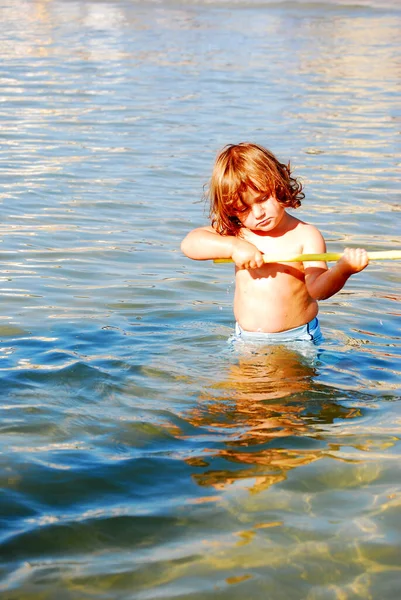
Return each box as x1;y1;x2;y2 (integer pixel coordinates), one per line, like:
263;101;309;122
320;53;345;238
241;227;303;258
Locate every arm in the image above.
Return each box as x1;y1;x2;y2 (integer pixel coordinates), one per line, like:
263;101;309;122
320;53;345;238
180;226;265;269
303;227;369;300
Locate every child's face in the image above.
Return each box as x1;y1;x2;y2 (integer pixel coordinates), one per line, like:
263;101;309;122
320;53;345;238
234;188;286;232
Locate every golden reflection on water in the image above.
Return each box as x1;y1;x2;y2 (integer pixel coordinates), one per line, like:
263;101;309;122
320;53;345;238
1;1;400;598
185;345;363;494
172;344;401;596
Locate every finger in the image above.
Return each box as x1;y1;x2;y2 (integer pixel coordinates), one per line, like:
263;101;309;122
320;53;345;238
355;248;368;261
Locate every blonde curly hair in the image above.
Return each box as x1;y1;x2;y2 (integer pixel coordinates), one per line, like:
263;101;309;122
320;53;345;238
207;142;304;236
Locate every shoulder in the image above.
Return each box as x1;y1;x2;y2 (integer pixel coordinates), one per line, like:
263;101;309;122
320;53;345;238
285;215;323;240
297;220;324;238
190;225;219;234
284;216;325;252
297;221;326;252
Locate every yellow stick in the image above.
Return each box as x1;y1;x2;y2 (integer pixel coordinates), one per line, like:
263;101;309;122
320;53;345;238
213;250;401;264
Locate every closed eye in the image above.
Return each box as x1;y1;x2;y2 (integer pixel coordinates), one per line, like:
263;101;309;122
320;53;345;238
231;204;250;215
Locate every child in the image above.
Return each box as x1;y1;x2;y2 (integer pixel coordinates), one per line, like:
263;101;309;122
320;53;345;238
181;142;369;342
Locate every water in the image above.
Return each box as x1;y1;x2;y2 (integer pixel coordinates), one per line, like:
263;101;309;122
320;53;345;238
0;0;400;598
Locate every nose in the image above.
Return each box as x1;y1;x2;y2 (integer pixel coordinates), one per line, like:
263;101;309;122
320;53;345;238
252;203;265;219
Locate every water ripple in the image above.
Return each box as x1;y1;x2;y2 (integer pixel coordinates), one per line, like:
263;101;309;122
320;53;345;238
0;0;400;598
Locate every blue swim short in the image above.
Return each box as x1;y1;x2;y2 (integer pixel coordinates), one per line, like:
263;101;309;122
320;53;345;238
234;317;322;344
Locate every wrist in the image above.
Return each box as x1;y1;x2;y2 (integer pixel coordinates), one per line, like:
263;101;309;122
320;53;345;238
335;260;354;278
229;236;241;257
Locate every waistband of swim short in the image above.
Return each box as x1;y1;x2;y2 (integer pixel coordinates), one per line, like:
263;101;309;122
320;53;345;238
235;317;320;342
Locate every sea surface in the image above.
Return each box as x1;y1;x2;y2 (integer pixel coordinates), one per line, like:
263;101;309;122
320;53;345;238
0;0;400;598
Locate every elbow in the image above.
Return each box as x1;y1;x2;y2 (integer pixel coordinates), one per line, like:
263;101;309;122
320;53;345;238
309;287;333;301
181;235;199;260
180;237;191;258
313;292;329;301
307;285;328;302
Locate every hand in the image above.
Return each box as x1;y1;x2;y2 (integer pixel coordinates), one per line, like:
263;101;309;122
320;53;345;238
338;247;369;274
231;238;264;270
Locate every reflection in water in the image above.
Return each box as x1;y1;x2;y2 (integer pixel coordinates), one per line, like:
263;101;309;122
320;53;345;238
186;345;363;493
1;0;400;597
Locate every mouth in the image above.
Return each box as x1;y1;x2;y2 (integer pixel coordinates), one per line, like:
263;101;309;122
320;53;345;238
257;218;272;227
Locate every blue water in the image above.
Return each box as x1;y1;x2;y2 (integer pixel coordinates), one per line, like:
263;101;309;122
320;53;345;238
0;0;400;598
